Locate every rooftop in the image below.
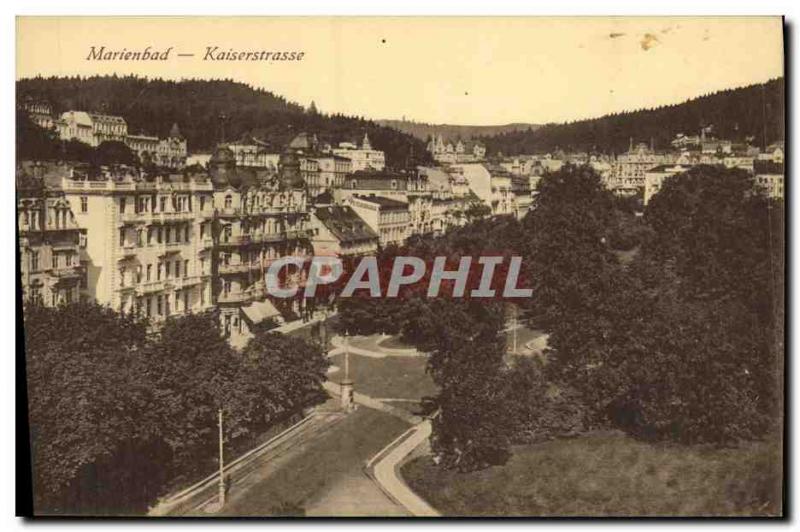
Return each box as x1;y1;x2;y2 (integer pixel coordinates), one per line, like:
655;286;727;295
352;194;409;210
315;205;379;244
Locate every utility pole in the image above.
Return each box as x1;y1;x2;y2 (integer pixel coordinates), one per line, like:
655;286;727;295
218;408;225;507
513;306;518;354
341;331;354;411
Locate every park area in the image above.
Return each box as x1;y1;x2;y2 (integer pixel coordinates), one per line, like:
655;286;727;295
402;432;783;517
326;333;437;405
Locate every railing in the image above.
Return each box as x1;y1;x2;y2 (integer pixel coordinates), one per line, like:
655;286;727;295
49;266;82;278
62;178;212;193
217;234;251;247
218;263;251;275
217;291;250;304
135;280;165;295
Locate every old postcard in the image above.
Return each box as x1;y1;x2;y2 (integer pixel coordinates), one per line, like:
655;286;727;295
15;16;785;517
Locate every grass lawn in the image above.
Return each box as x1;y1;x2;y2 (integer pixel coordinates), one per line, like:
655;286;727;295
328;353;437;400
402;433;783;516
218;407;409;516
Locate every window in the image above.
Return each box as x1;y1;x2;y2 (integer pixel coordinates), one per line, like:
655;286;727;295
184;226;190;242
29;286;41;304
52;254;58;269
119;228;126;246
146;264;152;282
80;196;88;213
174;261;180;278
157;262;162;281
120;197;126;214
183;291;189;312
224;195;232;209
136;229;143;247
184;260;189;277
160;197;167;212
30;251;39;272
165;227;171;244
157;295;163;316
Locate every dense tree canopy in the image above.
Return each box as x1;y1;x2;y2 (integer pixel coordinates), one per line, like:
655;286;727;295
23;304;329;514
525;164;784;444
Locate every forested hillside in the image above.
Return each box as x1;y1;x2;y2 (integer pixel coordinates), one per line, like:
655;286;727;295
478;78;785;155
16;75;432;168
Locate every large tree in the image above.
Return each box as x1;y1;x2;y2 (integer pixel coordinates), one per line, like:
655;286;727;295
425;299;511;471
23;301;161;514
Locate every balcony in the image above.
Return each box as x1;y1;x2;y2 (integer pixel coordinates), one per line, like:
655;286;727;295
217;291;250;304
217;234;251;247
49;266;82;280
118;210;196;225
218;263;251;275
285;229;312;240
216;207;242;218
135;280;165;295
254;232;287;243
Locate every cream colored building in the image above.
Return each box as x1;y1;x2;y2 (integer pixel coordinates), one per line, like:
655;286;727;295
61;173;216;322
18;176;87;307
346;194;410;247
212;177;312;345
331;134;386;172
57;111;129;147
449;163;514;216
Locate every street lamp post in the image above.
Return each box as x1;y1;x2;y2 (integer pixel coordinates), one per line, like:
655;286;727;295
340;332;354;411
218;408;225;507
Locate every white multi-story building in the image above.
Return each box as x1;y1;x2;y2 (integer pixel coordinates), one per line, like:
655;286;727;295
346;194;410;247
331;134;386;172
57;111;129;147
449;163;514;216
61;172;216;323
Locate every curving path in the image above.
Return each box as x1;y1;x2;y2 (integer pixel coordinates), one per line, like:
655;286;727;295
368;419;440;517
326;334;440;517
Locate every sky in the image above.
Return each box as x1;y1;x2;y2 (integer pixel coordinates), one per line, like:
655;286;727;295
16;16;785;126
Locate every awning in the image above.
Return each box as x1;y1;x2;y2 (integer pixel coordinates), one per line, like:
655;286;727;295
241;299;280;325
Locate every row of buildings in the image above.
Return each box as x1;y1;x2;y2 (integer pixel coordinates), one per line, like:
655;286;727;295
490;135;785;203
23;100;188;168
17;132;534;347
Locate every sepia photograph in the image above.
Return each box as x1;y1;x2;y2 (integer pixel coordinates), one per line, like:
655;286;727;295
14;15;785;518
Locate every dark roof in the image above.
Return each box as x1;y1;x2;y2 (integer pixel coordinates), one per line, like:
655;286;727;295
754;160;784;174
313;190;334;205
352;194;409;209
315;206;378;244
350;169;406;180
